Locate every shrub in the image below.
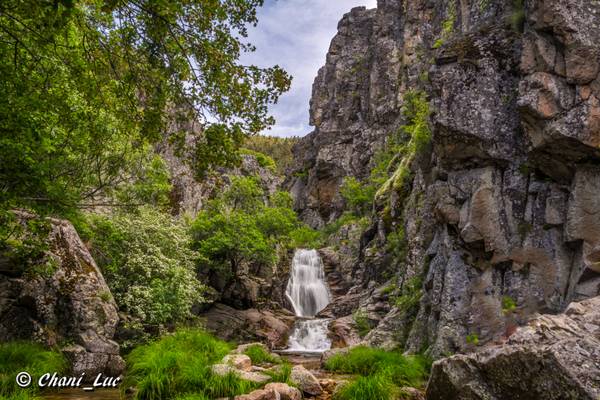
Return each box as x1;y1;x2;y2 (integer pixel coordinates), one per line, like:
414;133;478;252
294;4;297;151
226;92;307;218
511;0;526;32
243;345;280;365
126;329;258;400
84;208;206;334
340;177;376;216
433;0;456;49
0;342;67;398
401;91;431;155
0;210;54;278
325;346;430;390
394;276;423;316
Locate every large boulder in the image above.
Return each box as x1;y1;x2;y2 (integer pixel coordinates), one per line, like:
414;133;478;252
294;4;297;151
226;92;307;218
200;303;295;349
0;212;124;377
426;296;600;400
290;365;323;396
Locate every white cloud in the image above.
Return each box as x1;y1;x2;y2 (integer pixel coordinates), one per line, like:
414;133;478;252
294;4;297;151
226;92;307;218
241;0;378;137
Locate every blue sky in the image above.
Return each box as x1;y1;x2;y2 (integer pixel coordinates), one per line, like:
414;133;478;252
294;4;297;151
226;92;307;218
242;0;378;137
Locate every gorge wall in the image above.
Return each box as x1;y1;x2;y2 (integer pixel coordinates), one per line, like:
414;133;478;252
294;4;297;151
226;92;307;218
287;0;600;357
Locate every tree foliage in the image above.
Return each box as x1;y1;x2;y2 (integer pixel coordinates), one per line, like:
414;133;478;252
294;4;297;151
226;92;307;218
0;0;291;213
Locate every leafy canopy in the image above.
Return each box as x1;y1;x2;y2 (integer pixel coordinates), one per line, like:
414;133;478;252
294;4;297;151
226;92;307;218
0;0;291;213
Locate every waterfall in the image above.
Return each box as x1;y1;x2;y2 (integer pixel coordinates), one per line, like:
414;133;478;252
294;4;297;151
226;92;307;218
285;249;331;317
284;249;332;353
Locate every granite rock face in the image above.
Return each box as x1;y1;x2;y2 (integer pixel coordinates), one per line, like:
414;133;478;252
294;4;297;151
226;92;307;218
426;296;600;400
0;213;124;376
285;3;405;228
288;0;600;358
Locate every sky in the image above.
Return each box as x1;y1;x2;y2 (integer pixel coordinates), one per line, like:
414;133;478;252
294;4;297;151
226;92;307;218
241;0;378;138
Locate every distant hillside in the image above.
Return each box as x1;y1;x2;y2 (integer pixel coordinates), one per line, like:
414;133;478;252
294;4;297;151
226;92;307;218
243;135;300;175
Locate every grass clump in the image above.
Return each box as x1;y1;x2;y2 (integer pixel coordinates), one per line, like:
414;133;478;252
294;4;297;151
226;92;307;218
334;372;396;400
264;363;294;386
325;346;430;392
125;329;259;400
243;345;280;365
0;342;67;399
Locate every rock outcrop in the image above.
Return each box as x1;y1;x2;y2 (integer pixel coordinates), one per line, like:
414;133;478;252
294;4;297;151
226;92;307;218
426;296;600;399
287;0;600;358
0;212;124;376
285;3;405;228
200;303;295;349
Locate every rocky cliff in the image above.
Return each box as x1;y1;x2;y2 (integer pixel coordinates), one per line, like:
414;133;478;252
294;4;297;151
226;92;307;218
286;3;406;228
288;0;600;358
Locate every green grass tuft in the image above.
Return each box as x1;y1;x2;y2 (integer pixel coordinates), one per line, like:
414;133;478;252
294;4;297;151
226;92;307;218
243;345;279;365
125;329;259;400
264;362;294;386
324;346;430;389
0;342;67;398
334;372;396;400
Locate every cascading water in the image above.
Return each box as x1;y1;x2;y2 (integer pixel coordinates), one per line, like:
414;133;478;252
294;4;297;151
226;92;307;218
284;249;332;353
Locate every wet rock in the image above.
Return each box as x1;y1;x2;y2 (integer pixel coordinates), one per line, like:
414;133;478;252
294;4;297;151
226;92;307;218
200;303;295;349
290;365;323;396
426;296;600;400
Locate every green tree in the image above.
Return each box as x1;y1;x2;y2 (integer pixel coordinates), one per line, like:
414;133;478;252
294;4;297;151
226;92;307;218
191;176;318;286
0;0;291;214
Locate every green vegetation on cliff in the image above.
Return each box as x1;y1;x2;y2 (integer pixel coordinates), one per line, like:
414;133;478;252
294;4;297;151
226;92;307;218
340;90;431;219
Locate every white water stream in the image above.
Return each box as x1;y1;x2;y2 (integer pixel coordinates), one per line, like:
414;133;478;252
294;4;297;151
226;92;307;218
284;249;332;353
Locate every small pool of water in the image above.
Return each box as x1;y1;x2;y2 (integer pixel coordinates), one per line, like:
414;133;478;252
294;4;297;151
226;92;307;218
40;388;122;400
